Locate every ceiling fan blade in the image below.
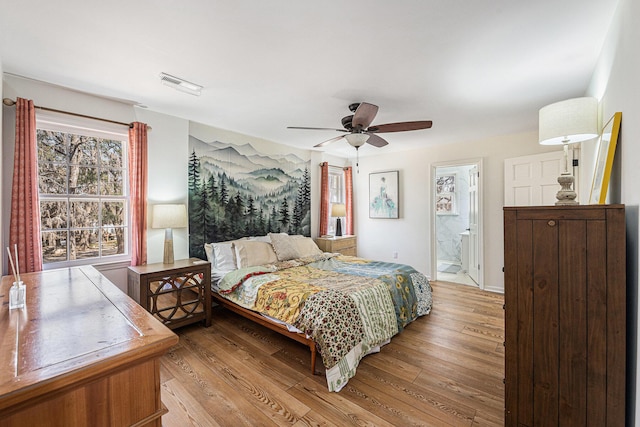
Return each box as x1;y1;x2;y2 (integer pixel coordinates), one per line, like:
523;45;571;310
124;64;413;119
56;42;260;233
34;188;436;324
365;133;389;147
367;120;433;133
352;102;379;129
288;126;348;132
314;135;345;148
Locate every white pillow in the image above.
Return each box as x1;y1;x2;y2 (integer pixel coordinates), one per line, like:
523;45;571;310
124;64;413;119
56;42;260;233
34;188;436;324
204;243;214;263
234;240;278;268
212;242;237;271
248;235;271;242
205;238;250;270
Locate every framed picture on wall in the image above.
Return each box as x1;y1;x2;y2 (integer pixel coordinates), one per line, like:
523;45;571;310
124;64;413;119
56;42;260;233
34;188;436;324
369;170;399;218
436;174;457;215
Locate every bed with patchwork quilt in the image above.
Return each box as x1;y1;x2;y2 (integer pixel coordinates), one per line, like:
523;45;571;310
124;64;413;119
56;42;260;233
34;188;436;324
209;235;432;392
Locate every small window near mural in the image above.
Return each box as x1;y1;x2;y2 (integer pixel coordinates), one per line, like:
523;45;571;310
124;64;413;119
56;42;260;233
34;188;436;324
328;167;345;235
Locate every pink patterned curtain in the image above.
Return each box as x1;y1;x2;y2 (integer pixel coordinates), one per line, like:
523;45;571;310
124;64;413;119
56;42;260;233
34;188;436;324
9;98;43;272
319;162;330;236
344;166;354;235
128;122;148;266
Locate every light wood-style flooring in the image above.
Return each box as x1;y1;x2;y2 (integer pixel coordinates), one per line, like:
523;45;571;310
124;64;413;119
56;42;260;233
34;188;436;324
159;281;505;426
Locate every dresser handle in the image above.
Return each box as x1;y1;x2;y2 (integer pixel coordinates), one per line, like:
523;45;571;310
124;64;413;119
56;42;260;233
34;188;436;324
548;220;556;227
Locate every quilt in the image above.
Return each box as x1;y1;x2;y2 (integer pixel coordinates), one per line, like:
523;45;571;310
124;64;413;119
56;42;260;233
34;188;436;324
216;254;432;391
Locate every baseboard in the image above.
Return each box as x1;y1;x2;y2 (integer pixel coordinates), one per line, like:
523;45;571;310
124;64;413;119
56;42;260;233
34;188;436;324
482;284;504;294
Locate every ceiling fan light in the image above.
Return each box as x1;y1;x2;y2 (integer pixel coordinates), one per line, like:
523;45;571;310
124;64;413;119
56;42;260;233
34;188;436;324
345;133;370;147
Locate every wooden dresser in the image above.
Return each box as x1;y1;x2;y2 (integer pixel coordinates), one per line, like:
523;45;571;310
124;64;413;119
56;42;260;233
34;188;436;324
503;205;625;426
0;266;178;426
314;235;357;256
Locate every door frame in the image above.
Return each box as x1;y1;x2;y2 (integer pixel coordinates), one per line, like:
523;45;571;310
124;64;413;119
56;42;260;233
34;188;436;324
430;158;484;289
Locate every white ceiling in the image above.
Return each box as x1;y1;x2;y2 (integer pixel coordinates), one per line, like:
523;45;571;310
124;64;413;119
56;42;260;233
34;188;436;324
0;0;618;157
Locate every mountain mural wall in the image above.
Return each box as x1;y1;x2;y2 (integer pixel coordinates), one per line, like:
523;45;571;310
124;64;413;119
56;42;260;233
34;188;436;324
188;134;311;260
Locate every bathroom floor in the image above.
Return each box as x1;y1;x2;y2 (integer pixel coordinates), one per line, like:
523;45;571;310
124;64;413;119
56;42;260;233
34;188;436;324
436;262;478;287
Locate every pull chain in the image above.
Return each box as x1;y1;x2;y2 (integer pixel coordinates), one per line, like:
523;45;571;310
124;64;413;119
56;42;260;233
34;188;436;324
356;147;360;173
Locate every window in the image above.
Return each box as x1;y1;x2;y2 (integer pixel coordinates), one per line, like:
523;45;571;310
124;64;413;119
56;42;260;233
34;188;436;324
36;111;129;267
327;166;345;235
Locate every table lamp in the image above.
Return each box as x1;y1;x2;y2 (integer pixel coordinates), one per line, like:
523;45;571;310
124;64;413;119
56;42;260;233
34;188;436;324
539;97;598;205
331;203;346;237
151;204;188;264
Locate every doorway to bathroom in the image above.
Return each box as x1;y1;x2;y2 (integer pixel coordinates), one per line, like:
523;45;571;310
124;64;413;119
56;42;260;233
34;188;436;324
431;159;483;288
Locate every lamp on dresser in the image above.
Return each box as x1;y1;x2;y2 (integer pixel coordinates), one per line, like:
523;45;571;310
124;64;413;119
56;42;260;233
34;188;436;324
331;203;346;237
151;203;188;264
538;96;598;205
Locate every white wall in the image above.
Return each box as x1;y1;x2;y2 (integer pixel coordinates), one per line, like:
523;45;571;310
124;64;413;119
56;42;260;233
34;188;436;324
2;74;563;296
586;0;640;423
353;131;558;292
137;108;190;264
0;57;3;276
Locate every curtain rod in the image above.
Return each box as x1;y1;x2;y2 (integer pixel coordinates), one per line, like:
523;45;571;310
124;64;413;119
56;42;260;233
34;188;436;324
2;98;151;131
319;162;352;170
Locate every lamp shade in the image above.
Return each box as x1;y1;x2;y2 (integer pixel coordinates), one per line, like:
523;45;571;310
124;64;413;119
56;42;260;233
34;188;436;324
331;203;346;217
345;133;370;147
151;204;188;229
539;97;598;145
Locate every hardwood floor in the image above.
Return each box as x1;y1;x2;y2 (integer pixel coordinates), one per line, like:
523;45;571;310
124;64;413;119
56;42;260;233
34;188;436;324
159;281;505;426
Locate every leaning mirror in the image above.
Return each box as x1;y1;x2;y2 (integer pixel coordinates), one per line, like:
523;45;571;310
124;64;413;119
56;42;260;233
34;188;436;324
589;112;622;204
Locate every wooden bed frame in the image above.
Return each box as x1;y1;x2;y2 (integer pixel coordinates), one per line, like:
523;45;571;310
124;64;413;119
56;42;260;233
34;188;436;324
211;292;318;375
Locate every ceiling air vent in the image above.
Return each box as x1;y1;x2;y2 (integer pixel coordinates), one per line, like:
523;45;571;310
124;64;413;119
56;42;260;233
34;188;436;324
159;72;203;96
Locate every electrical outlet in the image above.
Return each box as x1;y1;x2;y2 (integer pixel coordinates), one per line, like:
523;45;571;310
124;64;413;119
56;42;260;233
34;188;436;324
393;252;398;259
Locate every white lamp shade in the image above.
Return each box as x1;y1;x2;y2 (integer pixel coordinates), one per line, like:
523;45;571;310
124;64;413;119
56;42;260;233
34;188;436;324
539;97;598;145
345;133;370;147
152;204;188;229
331;203;346;217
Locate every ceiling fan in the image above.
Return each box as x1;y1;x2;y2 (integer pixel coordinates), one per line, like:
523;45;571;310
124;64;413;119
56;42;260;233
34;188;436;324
287;102;433;149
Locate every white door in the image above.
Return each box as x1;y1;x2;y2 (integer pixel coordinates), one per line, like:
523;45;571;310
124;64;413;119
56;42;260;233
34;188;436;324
504;150;568;206
468;166;479;284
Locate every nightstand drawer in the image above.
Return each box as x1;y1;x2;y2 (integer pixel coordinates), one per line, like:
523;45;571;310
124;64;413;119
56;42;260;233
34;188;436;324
314;235;357;256
331;237;356;251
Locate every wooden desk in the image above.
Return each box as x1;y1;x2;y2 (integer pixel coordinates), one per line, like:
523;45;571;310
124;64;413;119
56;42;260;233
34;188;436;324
0;266;178;426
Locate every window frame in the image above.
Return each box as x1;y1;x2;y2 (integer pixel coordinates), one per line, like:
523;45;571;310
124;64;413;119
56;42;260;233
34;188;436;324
327;166;346;235
36;110;131;269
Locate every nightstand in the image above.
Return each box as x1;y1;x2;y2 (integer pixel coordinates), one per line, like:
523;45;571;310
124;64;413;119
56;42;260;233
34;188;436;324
314;235;357;256
128;258;212;329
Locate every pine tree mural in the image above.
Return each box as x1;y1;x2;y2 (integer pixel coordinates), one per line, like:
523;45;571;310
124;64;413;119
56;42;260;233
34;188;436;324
188;136;311;258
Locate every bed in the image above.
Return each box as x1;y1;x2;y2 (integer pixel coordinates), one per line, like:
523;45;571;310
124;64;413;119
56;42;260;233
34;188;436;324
205;233;432;392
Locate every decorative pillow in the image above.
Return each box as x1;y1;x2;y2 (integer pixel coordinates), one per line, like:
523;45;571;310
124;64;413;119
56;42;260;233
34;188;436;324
234;240;278;268
268;233;299;261
293;237;323;258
